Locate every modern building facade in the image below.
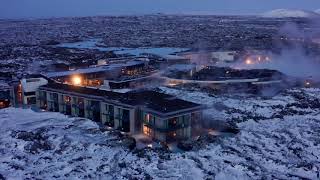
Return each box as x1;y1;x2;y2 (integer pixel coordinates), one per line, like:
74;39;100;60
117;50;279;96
37;82;203;142
20;77;48;105
45;60;146;87
0;82;13;109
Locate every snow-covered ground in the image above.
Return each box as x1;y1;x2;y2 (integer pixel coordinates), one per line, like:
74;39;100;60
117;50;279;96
262;9;320;18
1;88;320;179
56;38;189;56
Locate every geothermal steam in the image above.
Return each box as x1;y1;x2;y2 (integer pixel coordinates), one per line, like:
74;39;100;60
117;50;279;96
235;22;320;79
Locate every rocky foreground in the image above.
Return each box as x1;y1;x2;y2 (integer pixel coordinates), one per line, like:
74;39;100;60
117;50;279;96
1;88;320;179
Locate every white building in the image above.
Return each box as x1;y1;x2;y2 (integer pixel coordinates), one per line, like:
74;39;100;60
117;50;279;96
211;51;237;63
20;77;48;105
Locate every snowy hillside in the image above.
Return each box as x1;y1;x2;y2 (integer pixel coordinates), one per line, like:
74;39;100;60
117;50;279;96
262;9;320;18
1;88;320;179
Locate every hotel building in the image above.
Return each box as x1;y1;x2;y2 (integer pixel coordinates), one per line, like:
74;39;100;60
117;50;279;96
37;82;203;142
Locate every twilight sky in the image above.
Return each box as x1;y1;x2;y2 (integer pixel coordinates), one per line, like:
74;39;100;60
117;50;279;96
1;0;320;19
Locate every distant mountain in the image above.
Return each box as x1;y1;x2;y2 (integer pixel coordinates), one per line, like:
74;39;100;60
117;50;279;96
315;9;320;14
262;9;320;18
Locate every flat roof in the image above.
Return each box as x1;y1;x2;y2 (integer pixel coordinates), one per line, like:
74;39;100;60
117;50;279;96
40;83;122;101
45;60;145;78
39;82;202;116
122;90;202;115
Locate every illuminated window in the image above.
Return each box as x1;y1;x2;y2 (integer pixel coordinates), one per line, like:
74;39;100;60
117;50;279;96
64;96;71;103
143;125;153;137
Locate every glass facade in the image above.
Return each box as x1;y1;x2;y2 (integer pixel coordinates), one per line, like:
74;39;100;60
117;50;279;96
116;108;130;132
37;89;199;142
61;95;71;115
104;104;114;127
48;93;59;112
72;97;85;117
86;100;101;122
38;91;47;110
141;111;191;141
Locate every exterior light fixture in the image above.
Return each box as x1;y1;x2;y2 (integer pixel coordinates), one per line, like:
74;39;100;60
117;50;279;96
72;76;82;85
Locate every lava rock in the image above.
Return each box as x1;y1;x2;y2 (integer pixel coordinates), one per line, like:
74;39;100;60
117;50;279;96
109;130;124;138
24;140;53;154
271;113;284;119
177;141;193;151
121;137;136;150
14;131;40;141
221;127;240;134
118;162;126;168
222;122;240;134
309;99;320;109
197;134;217;144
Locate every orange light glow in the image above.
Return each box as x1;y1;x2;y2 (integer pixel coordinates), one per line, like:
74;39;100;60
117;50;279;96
72;76;82;85
168;83;177;86
143;125;152;137
245;59;253;65
143;126;148;134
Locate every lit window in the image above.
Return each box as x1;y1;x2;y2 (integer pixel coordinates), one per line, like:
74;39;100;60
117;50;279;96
143;125;153;137
64;96;71;103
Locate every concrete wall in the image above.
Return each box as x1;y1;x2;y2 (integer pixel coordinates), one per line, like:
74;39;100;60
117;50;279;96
129;109;136;134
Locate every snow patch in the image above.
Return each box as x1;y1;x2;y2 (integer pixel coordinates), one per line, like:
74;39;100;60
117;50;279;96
262;9;320;18
1;88;320;179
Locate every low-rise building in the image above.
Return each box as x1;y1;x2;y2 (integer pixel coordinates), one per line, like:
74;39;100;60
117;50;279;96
37;82;203;142
20;77;48;105
45;60;146;87
211;51;238;63
0;82;12;109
